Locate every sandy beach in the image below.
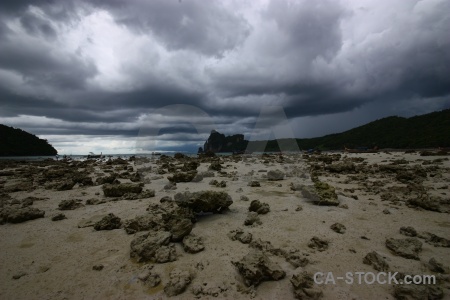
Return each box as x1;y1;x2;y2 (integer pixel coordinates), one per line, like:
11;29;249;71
0;151;449;299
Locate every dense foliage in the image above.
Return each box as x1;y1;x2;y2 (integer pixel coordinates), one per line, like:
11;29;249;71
248;108;450;151
0;124;57;156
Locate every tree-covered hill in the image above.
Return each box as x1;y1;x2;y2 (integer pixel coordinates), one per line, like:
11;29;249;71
249;108;450;151
0;124;57;156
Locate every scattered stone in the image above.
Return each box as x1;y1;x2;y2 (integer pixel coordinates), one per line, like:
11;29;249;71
164;268;192;296
383;209;391;214
284;249;309;268
232;250;285;287
209;162;222;171
228;228;253;244
308;236;329;252
248;181;261;187
393;284;443;300
168;171;198;183
330;223;346;234
51;213;66;221
419;232;450;247
299;182;339;206
244;212;261;226
94;213;122;230
295;205;303;211
248;200;270;214
290;271;323;300
363;251;389;271
164;182;177;190
174;191;233;213
427;258;447;274
182;234;205;253
58;199;83;210
385;238;422;260
130;231;177;263
240;195;249;201
102;183;143;197
407;195;442;212
12;272;28;280
56;180;76;191
139;270;161;288
169;218;193;242
1;207;45;223
92;264;104;271
267;170;284;181
400;226;417;237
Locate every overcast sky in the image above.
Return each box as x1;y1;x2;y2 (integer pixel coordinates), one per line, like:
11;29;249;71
0;0;449;154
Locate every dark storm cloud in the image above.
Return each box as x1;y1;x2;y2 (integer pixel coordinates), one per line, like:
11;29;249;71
90;0;251;57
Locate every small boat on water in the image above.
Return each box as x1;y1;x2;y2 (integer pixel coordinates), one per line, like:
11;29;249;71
87;152;102;159
151;152;161;156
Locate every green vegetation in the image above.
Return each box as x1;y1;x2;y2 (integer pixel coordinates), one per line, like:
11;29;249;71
248;108;450;151
0;124;57;156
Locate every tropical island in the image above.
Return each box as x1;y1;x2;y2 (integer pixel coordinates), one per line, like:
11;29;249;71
0;124;57;156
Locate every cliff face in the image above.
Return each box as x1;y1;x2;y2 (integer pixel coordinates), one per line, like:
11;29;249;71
203;130;248;153
0;124;58;156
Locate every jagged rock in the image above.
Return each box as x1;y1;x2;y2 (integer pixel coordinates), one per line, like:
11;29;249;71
1;207;45;224
124;215;160;234
174;191;233;213
167;171;197;183
249;200;270;215
96;174;118;185
182;234;205;253
228;228;253;244
291;271;323;300
94;213;122;230
232;250;285;287
209;162;222;171
400;226;417;237
407;196;442;212
363;251;389;271
164;268;192;296
427;258;447;274
168;218;193;242
267;170;284;181
92;264;104;271
284;249;309;268
325;162;356;173
248;181;261;187
56;180;75;191
385;238;422;260
200;171;215;178
393;284;443;300
138;270;161;288
244;212;261;226
419;232;450;247
209;179;218;186
299;182;339;206
330;223;346;234
58;199;84;210
164;182;177;190
85;198;101;205
51;213;66;221
130;231;177;263
102;183;143;197
308;236;329;252
191;173;203;182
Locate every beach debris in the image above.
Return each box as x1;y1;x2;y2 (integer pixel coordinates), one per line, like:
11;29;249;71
330;223;346;234
94;213;122;230
174;191;233;213
290;271;323;300
182;234;205;253
164;268;192;296
232;249;285;287
363;251;389;271
102;183;143;197
385;238;422;260
130;231;177;263
249;200;270;214
267;169;285;181
308;236;329;252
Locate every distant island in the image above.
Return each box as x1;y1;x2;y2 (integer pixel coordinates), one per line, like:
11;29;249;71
201;108;450;153
0;124;58;156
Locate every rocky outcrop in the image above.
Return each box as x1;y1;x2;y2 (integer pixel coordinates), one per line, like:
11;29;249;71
228;228;253;244
58;199;84;210
308;236;329;252
164;268;193;296
94;213;122;230
130;231;177;263
363;251;389;271
232;250;285;287
174;191;233;213
298;181;339;206
0;206;45;224
291;271;323;300
267;170;284;181
330;223;346;234
385;238;422;260
102;183;143;197
249;200;270;214
167;171;198;183
203;130;247;153
182;234;205;253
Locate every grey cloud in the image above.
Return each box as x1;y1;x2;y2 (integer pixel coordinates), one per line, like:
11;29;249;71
20;11;57;39
91;0;251;56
